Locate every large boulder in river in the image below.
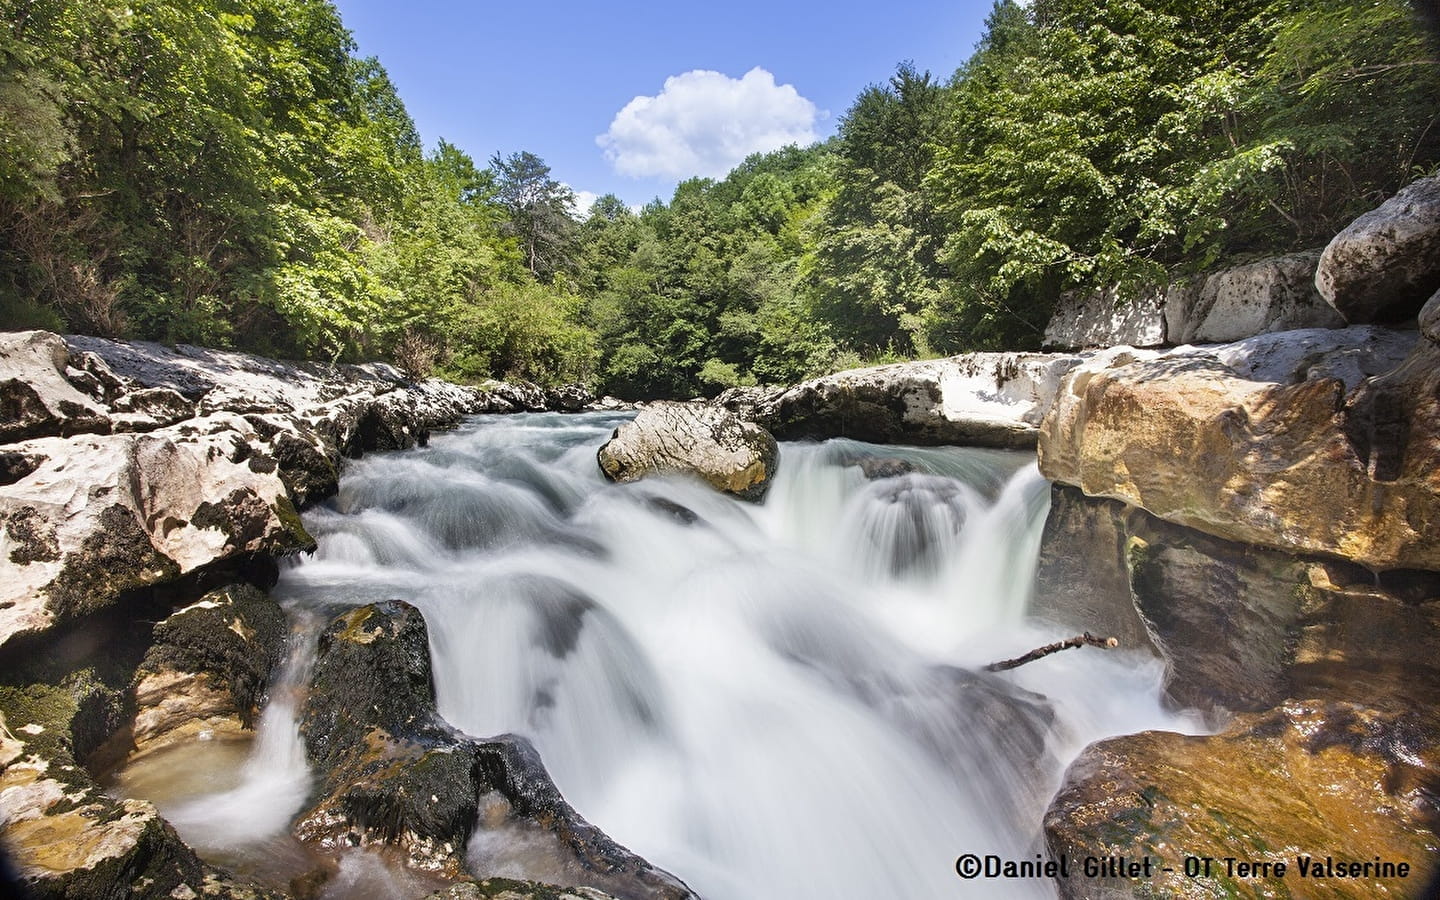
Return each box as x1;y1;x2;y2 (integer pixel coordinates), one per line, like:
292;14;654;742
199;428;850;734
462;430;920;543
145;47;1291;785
1038;329;1440;572
597;402;778;501
1044;702;1440;899
297;601;697;899
1317;174;1440;322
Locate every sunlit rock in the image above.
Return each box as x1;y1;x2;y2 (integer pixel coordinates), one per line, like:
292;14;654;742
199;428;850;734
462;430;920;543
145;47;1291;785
746;352;1083;449
0;330;113;442
1038;328;1440;571
1165;250;1345;343
1044;284;1167;350
1317;173;1440;322
597;402;779;501
1044;702;1440;899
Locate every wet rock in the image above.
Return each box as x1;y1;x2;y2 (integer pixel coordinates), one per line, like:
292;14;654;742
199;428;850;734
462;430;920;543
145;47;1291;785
1038;332;1440;572
1317;174;1440;322
1044;702;1440;899
297;602;697;899
1043;284;1167;350
751;353;1082;448
0;330;112;442
0;678;283;899
856;456;916;480
129;584;287;756
427;879;617;899
597;403;779;502
1030;486;1158;656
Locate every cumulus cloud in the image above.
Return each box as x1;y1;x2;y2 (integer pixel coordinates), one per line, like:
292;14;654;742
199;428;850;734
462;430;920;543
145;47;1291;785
597;67;820;180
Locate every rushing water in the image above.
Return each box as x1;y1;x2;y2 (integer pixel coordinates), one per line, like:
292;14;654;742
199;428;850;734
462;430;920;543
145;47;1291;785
116;411;1201;899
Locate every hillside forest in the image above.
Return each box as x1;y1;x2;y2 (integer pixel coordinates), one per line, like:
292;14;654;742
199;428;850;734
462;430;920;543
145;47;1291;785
2;0;1438;397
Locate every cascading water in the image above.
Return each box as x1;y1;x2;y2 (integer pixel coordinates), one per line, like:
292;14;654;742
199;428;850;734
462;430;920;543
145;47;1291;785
118;411;1203;899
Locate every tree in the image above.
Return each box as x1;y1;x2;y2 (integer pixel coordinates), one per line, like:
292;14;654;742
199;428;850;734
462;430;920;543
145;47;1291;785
489;150;577;282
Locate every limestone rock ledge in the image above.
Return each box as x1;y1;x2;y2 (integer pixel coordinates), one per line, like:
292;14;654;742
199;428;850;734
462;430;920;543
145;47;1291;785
0;330;551;652
1037;323;1436;572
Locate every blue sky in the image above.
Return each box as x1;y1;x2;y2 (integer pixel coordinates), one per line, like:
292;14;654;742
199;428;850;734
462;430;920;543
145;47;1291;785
332;0;996;211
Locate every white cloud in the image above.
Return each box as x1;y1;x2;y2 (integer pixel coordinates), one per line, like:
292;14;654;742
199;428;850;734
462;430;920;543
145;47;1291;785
597;67;820;180
567;188;600;219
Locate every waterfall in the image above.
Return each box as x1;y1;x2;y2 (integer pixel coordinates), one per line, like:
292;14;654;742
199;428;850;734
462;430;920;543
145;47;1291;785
119;411;1200;898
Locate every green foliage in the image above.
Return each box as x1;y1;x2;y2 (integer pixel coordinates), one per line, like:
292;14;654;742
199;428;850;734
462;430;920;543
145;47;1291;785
2;0;1434;398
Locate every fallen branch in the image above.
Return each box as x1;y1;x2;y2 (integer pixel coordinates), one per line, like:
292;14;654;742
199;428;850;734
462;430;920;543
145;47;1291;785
985;632;1119;672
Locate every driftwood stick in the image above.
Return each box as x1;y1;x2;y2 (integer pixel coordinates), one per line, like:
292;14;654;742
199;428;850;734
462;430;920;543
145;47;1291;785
985;632;1119;672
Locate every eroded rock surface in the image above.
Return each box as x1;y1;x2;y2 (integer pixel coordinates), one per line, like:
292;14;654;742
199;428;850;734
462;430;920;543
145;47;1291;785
130;584;287;756
0;679;282;899
597;402;778;501
1166;250;1346;343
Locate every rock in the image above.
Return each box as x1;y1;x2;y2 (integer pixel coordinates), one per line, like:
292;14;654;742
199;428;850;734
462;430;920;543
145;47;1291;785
1044;702;1440;899
1342;293;1440;486
1043;284;1167;350
751;353;1083;449
129;584;287;756
0;678;283;899
1185;324;1414;389
545;384;594;413
109;386;198;432
426;879;617;899
0;330;112;442
1317;174;1440;322
1030;486;1158;656
597;403;779;501
296;601;478;875
297;602;697;899
1038;333;1440;571
1034;485;1440;716
483;379;548;413
1166;250;1346;343
0;416;314;650
857;457;916;480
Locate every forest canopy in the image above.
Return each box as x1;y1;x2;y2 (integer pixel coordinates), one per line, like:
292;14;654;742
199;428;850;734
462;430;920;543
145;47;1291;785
2;0;1437;397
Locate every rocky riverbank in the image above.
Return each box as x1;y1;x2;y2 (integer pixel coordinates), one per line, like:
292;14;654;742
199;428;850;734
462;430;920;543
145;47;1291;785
0;333;703;899
3;176;1439;899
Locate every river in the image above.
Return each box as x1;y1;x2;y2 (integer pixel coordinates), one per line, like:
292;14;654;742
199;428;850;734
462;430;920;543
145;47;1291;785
112;411;1201;899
